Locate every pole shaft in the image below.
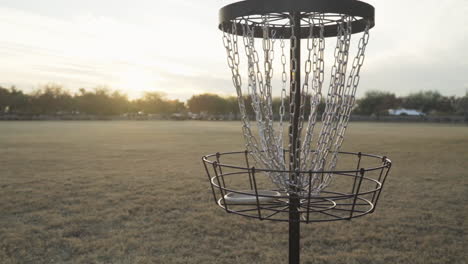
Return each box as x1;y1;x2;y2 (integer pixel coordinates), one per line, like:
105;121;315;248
289;12;301;264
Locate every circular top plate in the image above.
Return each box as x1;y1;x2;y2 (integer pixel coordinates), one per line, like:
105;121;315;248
219;0;375;39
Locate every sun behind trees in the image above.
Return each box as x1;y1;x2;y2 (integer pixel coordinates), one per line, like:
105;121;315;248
0;84;467;119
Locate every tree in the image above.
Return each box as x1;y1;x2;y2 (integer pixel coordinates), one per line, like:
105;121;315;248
75;87;128;115
355;91;399;116
135;92;185;114
225;96;240;118
187;94;227;115
29;84;74;114
402;91;454;114
454;92;468;116
0;86;11;113
0;86;30;114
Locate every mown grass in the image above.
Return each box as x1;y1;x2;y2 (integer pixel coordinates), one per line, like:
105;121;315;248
0;121;467;264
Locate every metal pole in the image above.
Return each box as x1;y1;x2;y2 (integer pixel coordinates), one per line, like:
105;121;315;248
289;11;301;264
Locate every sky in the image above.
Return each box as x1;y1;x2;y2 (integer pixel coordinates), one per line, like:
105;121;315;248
0;0;467;100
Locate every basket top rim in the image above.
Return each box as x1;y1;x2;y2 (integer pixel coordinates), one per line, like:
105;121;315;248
219;0;375;38
203;150;391;174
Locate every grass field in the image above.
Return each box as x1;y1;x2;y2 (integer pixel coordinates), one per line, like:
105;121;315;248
0;121;467;264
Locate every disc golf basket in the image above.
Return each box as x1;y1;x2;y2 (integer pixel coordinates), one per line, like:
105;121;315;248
201;1;392;263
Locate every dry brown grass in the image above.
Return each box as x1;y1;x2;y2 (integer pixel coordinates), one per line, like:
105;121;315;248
0;121;467;264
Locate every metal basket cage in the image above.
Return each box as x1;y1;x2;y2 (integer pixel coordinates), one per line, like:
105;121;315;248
203;151;391;223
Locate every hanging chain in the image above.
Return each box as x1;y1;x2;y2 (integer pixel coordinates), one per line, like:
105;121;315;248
221;15;371;194
325;20;370;176
308;15;352;192
222;22;269;173
288;12;300;189
312;15;348;173
242;20;288;188
261;15;281;168
300;14;326;189
320;16;352;190
278;37;288;161
302;14;325;170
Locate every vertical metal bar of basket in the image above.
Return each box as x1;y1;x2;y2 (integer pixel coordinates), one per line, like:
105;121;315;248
349;168;365;219
306;170;313;223
351;152;362;194
289;11;301;264
202;157;218;205
244;150;254;190
371;157;386;204
251;167;262;220
216;152;227;189
371;159;392;212
212;162;229;213
283;148;287;164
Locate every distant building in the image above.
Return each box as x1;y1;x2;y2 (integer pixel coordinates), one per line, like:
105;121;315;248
388;108;425;116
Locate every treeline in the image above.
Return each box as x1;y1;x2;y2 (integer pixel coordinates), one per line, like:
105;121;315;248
0;84;184;116
354;90;468;116
1;84;467;117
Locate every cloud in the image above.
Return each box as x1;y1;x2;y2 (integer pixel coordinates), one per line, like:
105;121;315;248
0;4;227;99
0;0;467;100
359;0;468;96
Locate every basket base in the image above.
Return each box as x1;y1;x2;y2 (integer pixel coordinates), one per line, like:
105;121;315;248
224;190;281;205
